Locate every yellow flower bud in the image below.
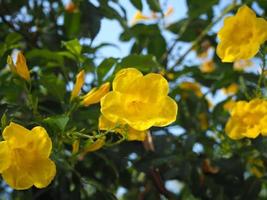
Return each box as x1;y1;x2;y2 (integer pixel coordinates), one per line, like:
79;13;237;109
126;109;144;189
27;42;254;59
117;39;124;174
82;137;105;154
72;139;80;154
222;83;239;95
82;82;110;106
71;70;85;100
7;52;30;81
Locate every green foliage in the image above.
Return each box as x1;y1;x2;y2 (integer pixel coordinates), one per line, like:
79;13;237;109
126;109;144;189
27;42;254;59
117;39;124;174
0;0;267;200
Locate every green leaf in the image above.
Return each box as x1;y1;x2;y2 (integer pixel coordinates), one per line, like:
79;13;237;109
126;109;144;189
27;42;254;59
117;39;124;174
44;115;69;132
97;58;118;83
40;74;66;101
1;113;7;130
64;11;81;39
118;54;161;72
130;0;143;11
5;32;22;46
62;39;82;57
146;0;161;12
186;0;218;18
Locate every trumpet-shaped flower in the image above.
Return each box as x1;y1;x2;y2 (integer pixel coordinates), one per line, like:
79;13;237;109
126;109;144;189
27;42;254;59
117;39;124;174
217;5;267;62
82;82;110;106
99;115;147;141
0;122;56;190
7;52;30;81
131;11;150;24
225;99;267;139
100;68;177;131
71;70;85;100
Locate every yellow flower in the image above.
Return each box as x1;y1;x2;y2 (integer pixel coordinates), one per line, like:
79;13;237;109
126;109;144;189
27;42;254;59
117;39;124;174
82;82;110;106
180;82;203;98
82;137;105;154
225;99;267;139
99;115;147;141
223;100;236;112
72;139;80;154
131;11;150;24
101;68;178;131
7;52;30;81
164;6;174;17
200;60;215;73
71;70;85;100
0;122;56;190
65;1;77;13
217;5;267;62
233;59;253;71
222;83;239;95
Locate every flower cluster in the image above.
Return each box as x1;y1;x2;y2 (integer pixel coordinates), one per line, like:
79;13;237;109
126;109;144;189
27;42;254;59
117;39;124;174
225;99;267;139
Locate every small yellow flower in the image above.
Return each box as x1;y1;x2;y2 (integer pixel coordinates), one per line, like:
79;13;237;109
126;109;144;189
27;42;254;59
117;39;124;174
222;83;239;95
99;115;147;141
72;139;80;154
71;70;85;100
225;99;267;139
233;59;253;71
82;137;105;154
217;5;267;62
82;82;110;106
0;122;56;190
200;60;215;73
131;11;150;24
180;82;203;98
223;100;236;112
101;68;178;131
164;6;174;17
7;52;30;81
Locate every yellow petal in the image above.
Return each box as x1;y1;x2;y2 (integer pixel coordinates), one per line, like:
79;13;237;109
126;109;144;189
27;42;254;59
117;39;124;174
30;126;52;158
15;52;30;81
3;122;31;149
83;82;110;106
131;11;150;24
2;164;33;190
30;159;56;189
71;70;85;100
152;96;178;127
112;68;142;93
0;141;11;173
83;138;105;153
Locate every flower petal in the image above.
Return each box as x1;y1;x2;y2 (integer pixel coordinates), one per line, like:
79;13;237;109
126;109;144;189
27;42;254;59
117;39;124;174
0;141;11;173
30;159;56;189
3;122;31;148
31;126;52;158
112;68;143;93
2;164;33;190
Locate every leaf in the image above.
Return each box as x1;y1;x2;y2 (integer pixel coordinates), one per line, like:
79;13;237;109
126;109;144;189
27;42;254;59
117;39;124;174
130;0;143;11
64;11;81;39
5;32;22;46
146;0;161;12
62;39;82;57
97;58;118;83
186;0;218;18
118;54;161;72
40;74;66;101
44;115;69;132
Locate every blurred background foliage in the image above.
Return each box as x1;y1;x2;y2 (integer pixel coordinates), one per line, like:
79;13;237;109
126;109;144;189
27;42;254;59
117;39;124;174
0;0;267;199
